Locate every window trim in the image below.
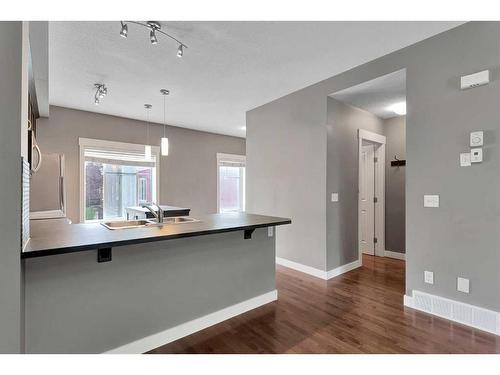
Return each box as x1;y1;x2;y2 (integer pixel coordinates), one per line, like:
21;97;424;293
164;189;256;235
79;138;160;223
216;152;246;213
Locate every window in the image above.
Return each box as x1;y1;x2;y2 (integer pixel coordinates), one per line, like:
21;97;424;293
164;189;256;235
217;153;246;213
79;138;159;222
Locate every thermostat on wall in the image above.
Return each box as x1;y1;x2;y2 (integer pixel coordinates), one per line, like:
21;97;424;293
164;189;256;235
470;131;484;147
460;70;490;90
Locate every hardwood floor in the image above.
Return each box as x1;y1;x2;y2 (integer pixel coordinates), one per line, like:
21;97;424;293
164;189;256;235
148;255;500;354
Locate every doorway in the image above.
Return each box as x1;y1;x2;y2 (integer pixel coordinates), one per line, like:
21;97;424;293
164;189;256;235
358;129;386;258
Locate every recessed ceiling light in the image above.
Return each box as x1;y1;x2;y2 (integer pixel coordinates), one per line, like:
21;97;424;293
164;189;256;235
387;102;406;115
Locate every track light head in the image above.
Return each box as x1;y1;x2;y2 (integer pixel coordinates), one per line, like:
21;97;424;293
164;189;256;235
177;44;184;58
93;83;108;105
150;29;158;45
120;22;128;38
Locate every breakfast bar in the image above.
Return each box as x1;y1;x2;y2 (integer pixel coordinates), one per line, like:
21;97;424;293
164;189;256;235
23;213;291;354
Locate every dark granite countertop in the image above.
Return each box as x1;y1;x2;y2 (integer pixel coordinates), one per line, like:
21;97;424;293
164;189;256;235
23;213;291;259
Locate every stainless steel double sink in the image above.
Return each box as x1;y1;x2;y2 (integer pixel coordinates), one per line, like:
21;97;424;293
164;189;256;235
101;216;200;230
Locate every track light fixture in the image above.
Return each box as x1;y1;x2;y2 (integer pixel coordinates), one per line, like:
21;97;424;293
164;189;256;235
94;83;108;105
119;21;187;57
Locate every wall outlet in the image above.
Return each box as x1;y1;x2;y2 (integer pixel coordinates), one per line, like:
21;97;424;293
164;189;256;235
457;277;470;293
470;148;483;163
268;226;274;238
470;131;484;147
331;193;339;202
424;271;434;284
424;195;439;208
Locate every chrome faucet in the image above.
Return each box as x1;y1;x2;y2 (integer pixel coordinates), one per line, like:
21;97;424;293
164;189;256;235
141;203;164;223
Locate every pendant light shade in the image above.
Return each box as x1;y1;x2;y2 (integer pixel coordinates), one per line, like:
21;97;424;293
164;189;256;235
161;137;169;156
160;89;170;157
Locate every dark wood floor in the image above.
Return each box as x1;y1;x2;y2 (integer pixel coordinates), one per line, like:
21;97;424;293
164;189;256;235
148;255;500;354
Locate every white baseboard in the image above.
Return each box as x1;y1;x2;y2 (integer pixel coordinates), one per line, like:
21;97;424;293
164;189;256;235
404;290;500;336
384;250;406;260
105;290;278;354
326;259;361;280
276;257;326;279
276;257;361;280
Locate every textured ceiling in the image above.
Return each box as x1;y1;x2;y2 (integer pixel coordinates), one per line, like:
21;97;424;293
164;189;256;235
49;21;462;137
330;69;406;119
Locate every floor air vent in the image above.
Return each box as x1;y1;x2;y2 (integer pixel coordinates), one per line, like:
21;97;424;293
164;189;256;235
410;290;499;336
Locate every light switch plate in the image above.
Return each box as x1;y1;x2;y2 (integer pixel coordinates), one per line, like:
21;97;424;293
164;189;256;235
470;131;484;147
331;193;339;202
268;227;274;237
424;271;434;284
470;148;483;163
457;277;470;293
460;152;471;167
424;195;439;208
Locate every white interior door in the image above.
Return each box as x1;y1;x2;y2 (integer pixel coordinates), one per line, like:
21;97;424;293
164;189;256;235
359;143;375;255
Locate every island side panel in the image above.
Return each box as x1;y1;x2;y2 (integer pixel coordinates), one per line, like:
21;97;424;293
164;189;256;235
24;228;275;353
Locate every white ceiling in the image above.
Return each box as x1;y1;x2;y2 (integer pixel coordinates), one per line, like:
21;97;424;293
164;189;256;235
49;21;462;137
329;69;406;119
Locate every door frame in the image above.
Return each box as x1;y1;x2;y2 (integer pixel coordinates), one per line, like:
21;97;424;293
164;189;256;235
358;129;386;260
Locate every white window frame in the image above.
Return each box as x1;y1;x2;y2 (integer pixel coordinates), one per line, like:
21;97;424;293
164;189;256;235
216;152;246;213
79;138;160;223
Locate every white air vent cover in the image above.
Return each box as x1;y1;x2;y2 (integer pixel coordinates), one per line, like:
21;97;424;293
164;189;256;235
410;290;499;336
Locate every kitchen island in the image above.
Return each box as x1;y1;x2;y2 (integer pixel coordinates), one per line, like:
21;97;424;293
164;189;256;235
23;213;290;354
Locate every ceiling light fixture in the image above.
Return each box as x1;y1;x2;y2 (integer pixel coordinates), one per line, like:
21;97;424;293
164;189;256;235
119;21;128;38
387;101;406;115
160;89;170;156
144;104;152;160
119;21;187;57
94;83;108;105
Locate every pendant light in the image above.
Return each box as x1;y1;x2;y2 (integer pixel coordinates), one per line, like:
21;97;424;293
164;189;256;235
144;104;152;160
160;89;170;156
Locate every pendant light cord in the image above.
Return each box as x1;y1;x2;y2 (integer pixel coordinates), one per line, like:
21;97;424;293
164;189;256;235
163;94;166;137
146;107;150;143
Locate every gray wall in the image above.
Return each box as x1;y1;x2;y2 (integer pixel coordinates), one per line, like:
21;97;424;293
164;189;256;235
384;116;406;254
0;21;28;353
24;228;275;353
35;106;245;222
246;86;327;270
247;22;500;311
326;98;384;269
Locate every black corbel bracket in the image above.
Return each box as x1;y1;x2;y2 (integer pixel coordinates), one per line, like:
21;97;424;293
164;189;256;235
97;247;112;263
244;228;255;239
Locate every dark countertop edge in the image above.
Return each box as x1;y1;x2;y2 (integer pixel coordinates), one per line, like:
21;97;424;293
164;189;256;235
21;219;291;259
